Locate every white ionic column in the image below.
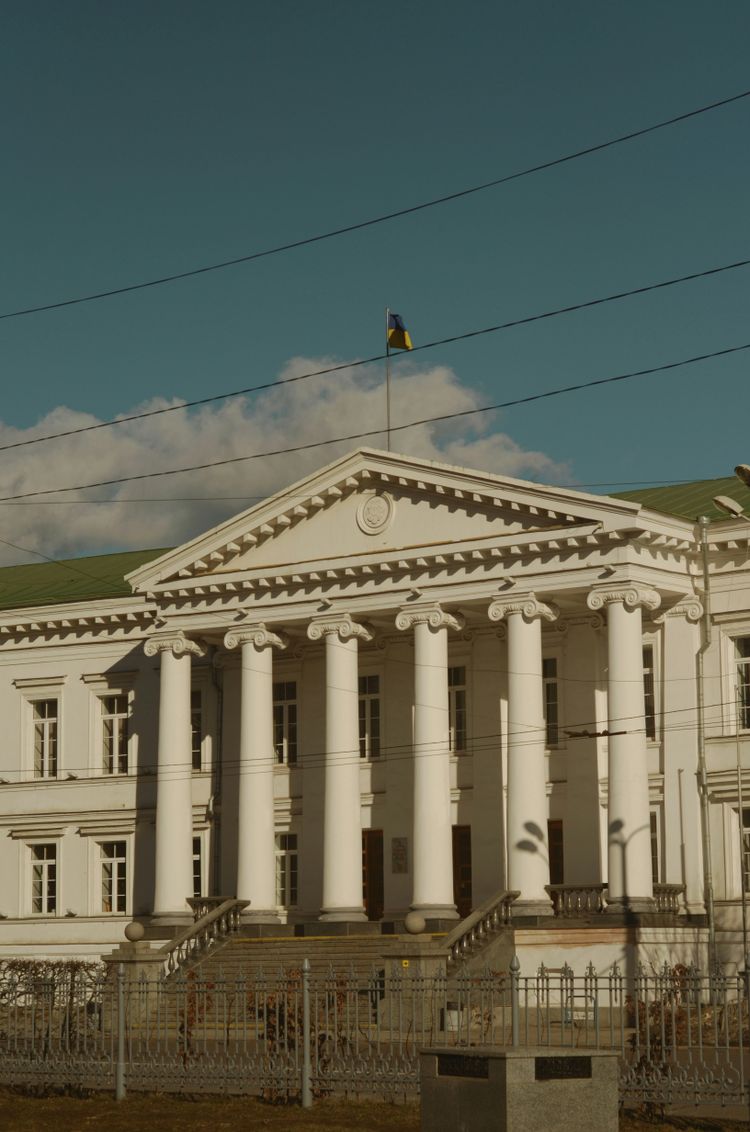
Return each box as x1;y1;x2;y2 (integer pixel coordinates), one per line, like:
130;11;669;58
489;593;558;915
396;603;465;921
588;585;661;911
307;614;371;922
145;632;206;921
224;622;288;922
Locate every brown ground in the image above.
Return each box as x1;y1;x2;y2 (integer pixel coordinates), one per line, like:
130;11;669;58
0;1094;746;1132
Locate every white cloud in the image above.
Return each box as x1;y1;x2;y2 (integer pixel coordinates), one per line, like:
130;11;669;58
0;359;570;565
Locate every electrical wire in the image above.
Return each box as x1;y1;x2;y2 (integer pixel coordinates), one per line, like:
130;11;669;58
1;339;747;502
2;88;748;323
1;255;748;456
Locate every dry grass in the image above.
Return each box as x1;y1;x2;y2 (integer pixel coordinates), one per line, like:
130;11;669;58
0;1094;746;1132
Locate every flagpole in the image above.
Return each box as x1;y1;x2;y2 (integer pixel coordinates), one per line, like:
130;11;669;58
385;306;391;452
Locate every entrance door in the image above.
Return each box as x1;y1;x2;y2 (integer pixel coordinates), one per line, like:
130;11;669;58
362;829;384;921
452;825;472;918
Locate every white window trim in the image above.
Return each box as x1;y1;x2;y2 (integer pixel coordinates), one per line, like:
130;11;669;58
15;677;66;782
541;642;564;751
642;633;660;746
448;654;469;758
82;673;137;777
358;668;383;762
191;667;215;774
275;828;299;911
24;838;61;918
272;668;301;768
87;833;132;917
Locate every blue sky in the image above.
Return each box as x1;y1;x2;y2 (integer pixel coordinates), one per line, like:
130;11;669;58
0;2;749;559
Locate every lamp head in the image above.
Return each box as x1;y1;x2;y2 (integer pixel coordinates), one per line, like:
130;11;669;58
735;465;750;489
713;495;746;518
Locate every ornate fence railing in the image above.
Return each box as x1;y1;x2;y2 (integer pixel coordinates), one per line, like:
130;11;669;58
0;956;746;1108
545;884;607;916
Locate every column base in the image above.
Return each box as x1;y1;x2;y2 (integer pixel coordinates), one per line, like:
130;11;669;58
410;903;460;921
319;907;368;923
512;899;553;918
605;896;656;915
241;909;282;925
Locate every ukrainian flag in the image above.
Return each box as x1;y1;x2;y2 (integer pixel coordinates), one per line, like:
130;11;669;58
387;312;413;351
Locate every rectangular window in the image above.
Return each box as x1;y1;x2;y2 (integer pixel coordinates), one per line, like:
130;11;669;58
643;645;656;741
448;666;467;754
737;638;750;731
650;811;660;885
32;699;58;778
100;841;127;913
31;844;57;915
358;674;380;759
542;658;559;746
273;681;298;765
191;690;203;771
275;833;298;908
547;820;564;886
101;695;129;775
192;835;202;901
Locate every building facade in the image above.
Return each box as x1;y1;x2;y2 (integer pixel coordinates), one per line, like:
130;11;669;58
0;448;748;962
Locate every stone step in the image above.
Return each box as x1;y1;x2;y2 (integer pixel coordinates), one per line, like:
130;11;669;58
181;934;429;980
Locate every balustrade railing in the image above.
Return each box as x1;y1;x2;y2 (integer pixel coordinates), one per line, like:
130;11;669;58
545;884;607;917
652;883;685;914
444;890;519;965
159;898;248;974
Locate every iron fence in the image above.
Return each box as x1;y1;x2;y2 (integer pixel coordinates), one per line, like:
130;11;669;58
0;957;747;1108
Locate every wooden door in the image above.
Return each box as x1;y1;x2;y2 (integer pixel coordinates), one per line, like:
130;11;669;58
452;825;473;919
362;829;384;921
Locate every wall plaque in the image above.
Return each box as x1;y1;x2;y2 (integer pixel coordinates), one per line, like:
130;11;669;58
535;1056;592;1080
391;836;408;874
437;1054;489;1079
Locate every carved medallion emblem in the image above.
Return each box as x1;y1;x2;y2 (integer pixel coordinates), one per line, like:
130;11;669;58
356;492;394;535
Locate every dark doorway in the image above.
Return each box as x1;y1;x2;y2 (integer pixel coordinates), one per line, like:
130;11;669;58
362;829;384;921
547;819;564;885
452;825;472;918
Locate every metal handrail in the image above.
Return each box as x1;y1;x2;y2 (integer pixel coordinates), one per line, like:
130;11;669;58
443;889;519;965
158;898;249;975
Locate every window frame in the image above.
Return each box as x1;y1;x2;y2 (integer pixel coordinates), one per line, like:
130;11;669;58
358;672;381;760
28;841;59;917
98;839;128;915
275;831;298;910
735;636;750;733
14;676;66;782
82;673;137;777
448;665;468;756
273;679;299;766
649;807;662;886
642;639;659;743
542;656;560;748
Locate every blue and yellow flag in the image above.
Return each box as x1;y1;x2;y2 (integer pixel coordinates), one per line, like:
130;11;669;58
387;312;413;351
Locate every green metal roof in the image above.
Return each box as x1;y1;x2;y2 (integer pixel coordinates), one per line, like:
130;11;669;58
612;476;744;522
0;547;170;612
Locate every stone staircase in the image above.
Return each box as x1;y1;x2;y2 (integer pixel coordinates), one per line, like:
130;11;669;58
186;932;402;980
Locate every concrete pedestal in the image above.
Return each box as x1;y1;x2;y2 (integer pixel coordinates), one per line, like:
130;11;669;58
420;1046;618;1132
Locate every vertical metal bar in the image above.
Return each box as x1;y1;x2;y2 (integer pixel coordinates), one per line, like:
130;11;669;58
510;955;519;1049
301;958;312;1109
115;963;126;1101
385;307;391;451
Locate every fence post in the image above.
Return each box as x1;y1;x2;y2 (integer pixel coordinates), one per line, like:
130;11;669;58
115;962;126;1101
301;957;312;1109
510;954;520;1048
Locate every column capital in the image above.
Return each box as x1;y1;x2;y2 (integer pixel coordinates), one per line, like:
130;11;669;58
307;613;373;643
395;602;465;633
224;621;289;651
144;632;206;660
488;591;559;625
587;585;661;614
654;595;703;624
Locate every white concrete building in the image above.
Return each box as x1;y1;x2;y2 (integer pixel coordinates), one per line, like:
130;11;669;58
0;448;748;964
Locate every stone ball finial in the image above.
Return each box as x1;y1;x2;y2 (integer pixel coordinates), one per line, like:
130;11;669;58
404;911;427;935
124;921;145;943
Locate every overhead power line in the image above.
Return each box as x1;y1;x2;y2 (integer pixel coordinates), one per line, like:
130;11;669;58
0;339;747;502
1;88;748;323
1;255;747;456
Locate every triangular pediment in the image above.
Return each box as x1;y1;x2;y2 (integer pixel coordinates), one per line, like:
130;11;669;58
126;448;646;594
